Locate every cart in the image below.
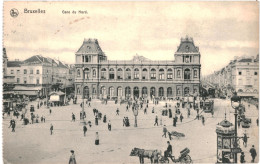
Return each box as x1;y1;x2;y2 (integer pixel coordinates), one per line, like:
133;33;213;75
159;148;192;163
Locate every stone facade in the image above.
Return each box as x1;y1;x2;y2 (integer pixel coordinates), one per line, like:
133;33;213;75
204;55;259;98
74;36;201;99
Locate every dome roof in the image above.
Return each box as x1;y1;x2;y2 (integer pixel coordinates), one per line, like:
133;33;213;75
219;119;233;127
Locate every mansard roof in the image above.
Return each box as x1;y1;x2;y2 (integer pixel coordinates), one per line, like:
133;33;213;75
238;58;252;63
76;38;104;54
176;36;199;53
7;61;23;67
24;55;53;64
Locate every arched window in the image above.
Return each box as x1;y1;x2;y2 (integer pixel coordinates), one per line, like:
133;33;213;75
109;87;114;98
184;69;190;80
159;87;164;97
142;68;148;80
167;68;173;79
238;89;243;92
167;87;172;97
177;70;181;78
159;69;164;80
93;69;96;77
117;68;123;79
134;68;139;79
126;68;131;80
109;68;115;79
77;69;81;77
84;68;90;79
142;87;148;97
184;87;189;96
101;68;106;79
125;87;131;98
150;68;156;80
150;87;156;98
117;87;123;97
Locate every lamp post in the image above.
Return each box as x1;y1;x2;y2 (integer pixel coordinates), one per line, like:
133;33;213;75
230;92;241;163
133;107;138;127
37;89;40;109
80;67;86;125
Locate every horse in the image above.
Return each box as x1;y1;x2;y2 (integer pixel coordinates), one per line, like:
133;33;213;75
130;148;160;163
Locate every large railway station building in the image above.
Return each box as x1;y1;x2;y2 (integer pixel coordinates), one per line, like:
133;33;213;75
74;36;201;100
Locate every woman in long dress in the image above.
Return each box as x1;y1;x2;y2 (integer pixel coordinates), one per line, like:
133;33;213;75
69;150;76;164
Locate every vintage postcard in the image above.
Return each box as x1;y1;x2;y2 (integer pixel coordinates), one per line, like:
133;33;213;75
2;1;259;164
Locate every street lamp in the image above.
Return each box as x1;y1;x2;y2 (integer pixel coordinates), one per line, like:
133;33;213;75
80;67;86;125
133;108;138;127
230;92;241;163
37;89;40;109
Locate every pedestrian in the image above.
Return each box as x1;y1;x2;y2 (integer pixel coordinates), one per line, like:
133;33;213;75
152;107;155;113
8;119;13;128
126;105;129;112
50;124;53;135
202;115;205;125
11;120;16;132
243;133;248;147
43;116;45;123
154;115;158;126
95;132;99;145
116;108;119;115
49;108;52;115
162;125;167;138
108;120;111;131
173;117;177;127
249;145;257;162
83;125;87;137
95;115;98;126
240;152;245;163
180;113;184;122
144;108;147;114
88;102;91;107
168;132;172;140
69;150;76;164
211;110;214;117
103;115;107;123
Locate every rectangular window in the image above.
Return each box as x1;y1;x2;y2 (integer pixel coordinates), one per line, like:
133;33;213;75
30;69;33;74
159;73;164;80
238;71;242;75
142;76;146;80
101;72;106;79
255;72;258;75
109;73;114;79
37;70;40;74
126;73;131;80
23;77;27;84
134;73;139;79
24;69;27;74
17;78;20;83
151;73;156;79
11;70;14;74
194;70;198;78
167;73;173;79
17;70;20;74
36;78;40;84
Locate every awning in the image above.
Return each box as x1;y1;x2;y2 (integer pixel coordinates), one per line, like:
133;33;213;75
13;86;42;91
14;90;38;96
237;92;258;98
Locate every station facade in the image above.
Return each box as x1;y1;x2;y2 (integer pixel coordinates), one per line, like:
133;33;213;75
74;36;201;99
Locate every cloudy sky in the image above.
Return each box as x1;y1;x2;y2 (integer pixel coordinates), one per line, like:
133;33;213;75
4;1;259;76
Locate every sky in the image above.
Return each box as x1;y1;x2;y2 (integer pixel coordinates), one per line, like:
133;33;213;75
3;1;259;76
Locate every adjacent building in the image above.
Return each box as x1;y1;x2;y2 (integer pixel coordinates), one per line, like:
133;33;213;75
204;55;259;98
3;51;75;98
74;36;201;100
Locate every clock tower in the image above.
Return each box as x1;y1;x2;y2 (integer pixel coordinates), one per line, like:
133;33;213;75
3;48;8;77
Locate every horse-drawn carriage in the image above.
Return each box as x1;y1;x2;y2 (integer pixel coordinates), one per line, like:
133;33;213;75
130;147;192;163
169;131;185;139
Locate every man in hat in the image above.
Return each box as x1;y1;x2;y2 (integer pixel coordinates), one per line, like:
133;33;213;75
164;141;173;159
69;150;76;164
249;145;257;162
240;152;245;163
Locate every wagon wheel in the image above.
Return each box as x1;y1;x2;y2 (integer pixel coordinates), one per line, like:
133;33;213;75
180;155;192;164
